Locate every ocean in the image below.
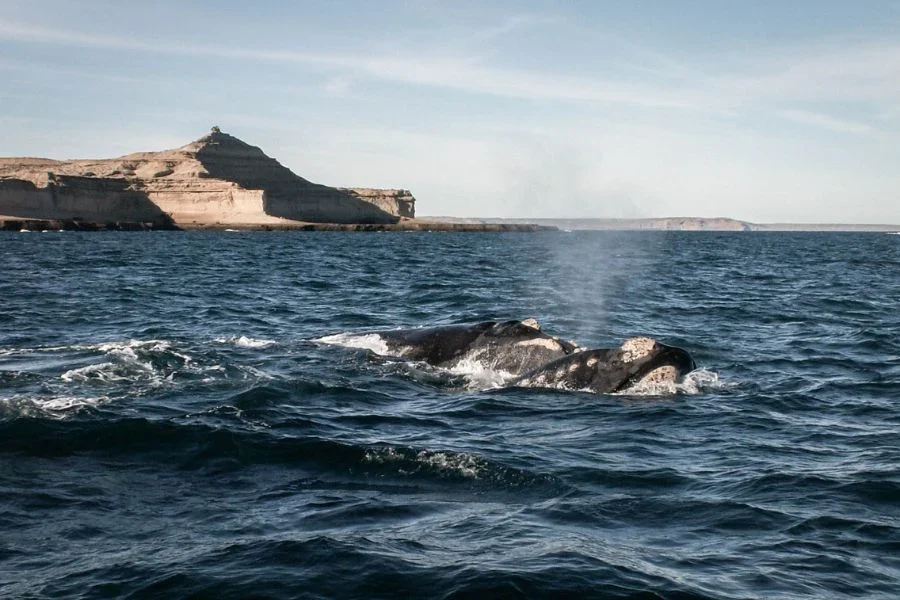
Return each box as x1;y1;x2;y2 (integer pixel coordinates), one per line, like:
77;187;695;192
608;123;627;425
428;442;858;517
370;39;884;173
1;230;898;599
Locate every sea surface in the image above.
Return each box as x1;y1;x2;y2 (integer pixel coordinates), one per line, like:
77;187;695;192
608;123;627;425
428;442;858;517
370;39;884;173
1;230;898;599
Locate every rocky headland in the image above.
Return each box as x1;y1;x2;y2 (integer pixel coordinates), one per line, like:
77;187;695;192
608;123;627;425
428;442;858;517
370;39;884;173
0;128;416;228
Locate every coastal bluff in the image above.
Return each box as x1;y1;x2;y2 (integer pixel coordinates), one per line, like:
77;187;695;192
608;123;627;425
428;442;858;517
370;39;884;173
0;129;415;227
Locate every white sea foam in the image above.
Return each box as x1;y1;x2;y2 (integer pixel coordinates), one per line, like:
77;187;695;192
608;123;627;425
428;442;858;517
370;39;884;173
0;394;109;418
678;368;727;394
319;331;720;397
414;450;484;478
61;362;132;382
619;368;726;396
316;332;391;355
363;447;485;479
96;339;186;359
214;335;277;348
0;342;103;357
447;356;516;390
59;339;191;386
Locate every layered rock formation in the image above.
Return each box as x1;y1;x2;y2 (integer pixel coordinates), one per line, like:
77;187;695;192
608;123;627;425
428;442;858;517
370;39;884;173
0;129;415;227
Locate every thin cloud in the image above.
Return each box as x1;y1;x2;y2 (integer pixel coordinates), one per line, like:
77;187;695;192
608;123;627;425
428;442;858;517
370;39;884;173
0;18;722;112
774;109;873;135
1;18;898;135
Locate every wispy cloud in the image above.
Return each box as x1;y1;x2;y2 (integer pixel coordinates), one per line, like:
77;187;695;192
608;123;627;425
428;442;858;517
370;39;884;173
0;19;701;110
774;109;874;135
718;38;900;104
1;18;898;136
321;75;352;97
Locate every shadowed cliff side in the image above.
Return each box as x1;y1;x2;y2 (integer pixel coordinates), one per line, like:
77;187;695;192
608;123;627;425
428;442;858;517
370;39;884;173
192;131;413;224
0;175;176;228
0;128;415;226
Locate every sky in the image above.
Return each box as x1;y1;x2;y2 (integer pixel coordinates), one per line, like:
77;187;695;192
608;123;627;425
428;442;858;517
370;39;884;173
1;0;899;223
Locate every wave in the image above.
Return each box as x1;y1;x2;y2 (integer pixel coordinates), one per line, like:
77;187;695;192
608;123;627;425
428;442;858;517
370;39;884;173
0;417;557;489
59;339;191;386
12;534;724;600
0;339;283;415
0;342;98;357
364;446;490;479
0;394;109;419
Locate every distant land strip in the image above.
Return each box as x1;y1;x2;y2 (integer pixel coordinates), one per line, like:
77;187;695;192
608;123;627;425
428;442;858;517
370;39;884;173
0;218;555;233
424;217;900;232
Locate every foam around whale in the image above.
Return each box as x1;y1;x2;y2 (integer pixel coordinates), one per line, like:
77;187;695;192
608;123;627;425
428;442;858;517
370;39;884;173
318;321;699;395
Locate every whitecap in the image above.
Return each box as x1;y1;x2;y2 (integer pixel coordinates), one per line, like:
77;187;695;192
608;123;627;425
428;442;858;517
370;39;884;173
56;339;193;387
0;394;109;418
0;342;98;357
98;339;191;364
61;361;143;383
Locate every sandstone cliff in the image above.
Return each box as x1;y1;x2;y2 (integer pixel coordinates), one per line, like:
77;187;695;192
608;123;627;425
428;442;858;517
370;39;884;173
0;129;415;226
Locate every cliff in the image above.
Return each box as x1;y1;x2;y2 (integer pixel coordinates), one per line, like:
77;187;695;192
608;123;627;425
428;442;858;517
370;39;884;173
0;129;415;227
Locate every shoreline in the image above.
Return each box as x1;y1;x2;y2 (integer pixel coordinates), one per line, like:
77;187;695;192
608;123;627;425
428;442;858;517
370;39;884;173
423;217;900;232
0;218;557;233
3;217;897;233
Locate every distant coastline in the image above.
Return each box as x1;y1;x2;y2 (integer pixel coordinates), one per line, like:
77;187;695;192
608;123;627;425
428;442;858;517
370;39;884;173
4;129;893;234
3;215;898;233
0;217;554;233
424;216;900;232
0;129;415;229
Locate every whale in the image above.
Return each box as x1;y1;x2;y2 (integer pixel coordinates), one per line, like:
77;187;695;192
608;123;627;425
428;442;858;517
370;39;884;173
373;319;581;375
514;337;696;393
331;320;696;394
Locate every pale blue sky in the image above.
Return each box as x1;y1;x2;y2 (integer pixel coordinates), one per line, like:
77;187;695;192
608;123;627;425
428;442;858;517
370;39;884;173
1;0;899;222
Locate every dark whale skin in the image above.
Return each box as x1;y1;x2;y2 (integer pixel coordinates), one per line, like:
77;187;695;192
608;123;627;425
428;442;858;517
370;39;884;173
515;340;696;394
376;320;579;375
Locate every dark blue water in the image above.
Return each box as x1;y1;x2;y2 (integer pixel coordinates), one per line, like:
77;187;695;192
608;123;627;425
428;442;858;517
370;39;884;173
1;231;898;599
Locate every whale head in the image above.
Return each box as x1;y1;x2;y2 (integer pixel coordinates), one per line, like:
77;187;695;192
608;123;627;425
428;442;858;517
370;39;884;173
621;338;696;390
515;336;696;394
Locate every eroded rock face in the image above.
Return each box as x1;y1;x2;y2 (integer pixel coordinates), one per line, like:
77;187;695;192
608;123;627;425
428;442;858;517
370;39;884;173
0;130;415;226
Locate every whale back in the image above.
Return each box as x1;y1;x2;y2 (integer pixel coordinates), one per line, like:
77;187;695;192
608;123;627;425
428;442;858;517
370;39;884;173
378;322;494;364
377;320;578;373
